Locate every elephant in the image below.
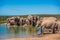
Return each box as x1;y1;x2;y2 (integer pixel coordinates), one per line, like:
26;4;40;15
7;18;12;23
6;17;15;26
40;17;57;22
33;16;40;25
25;19;30;25
27;15;33;20
56;21;60;31
19;17;26;26
15;16;20;22
14;16;20;26
27;15;34;26
34;16;40;26
7;17;15;23
41;17;57;33
9;20;15;25
27;15;40;27
19;17;23;26
36;20;41;27
6;23;10;26
7;16;20;26
41;19;58;33
36;17;58;34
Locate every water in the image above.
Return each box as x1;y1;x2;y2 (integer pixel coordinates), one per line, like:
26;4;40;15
0;26;38;39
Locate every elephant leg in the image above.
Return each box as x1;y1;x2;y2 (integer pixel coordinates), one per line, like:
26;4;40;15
17;22;20;26
55;24;58;31
52;27;55;34
55;26;58;31
10;23;14;25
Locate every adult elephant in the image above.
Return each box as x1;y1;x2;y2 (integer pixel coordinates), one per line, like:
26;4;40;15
36;17;57;34
33;16;40;26
20;17;26;26
56;21;60;31
15;16;20;26
40;17;57;21
36;20;41;27
41;20;57;34
7;17;16;26
27;15;39;27
25;19;30;25
9;20;15;25
7;17;15;23
6;19;15;26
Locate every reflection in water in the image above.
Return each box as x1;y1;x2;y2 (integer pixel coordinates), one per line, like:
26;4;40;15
7;26;37;35
0;26;38;39
27;27;37;36
7;26;37;38
8;26;20;34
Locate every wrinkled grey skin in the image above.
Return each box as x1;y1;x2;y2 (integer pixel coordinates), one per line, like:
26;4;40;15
7;17;16;25
56;21;60;31
36;17;58;34
6;15;40;26
27;15;40;26
7;16;21;26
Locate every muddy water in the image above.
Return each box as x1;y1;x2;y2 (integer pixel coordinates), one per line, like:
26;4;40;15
0;26;38;39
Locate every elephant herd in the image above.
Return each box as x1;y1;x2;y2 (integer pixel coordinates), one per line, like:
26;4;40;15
6;15;39;27
5;15;60;33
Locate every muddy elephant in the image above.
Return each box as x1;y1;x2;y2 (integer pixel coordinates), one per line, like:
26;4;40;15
7;17;16;25
6;20;15;26
40;17;57;21
6;23;10;26
20;17;26;26
27;15;34;26
33;16;40;26
27;15;39;27
27;15;33;20
41;20;58;33
25;19;30;25
7;17;15;23
14;17;28;26
56;21;60;31
9;20;16;25
14;16;20;26
36;20;41;27
7;16;20;26
36;17;58;34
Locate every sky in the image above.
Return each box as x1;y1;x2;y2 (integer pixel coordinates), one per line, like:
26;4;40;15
0;0;60;16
